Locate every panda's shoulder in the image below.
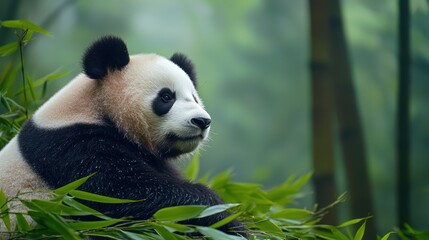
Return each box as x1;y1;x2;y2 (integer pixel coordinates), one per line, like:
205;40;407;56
19;119;146;164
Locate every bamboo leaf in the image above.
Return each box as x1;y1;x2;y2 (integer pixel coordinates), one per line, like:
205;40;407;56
270;208;313;220
62;196;111;220
153;205;206;221
0;93;12;111
0;190;11;231
4;97;25;111
337;217;366;228
162;222;191;232
354;222;366;240
69;190;142;204
119;230;150;240
53;173;96;195
15;213;31;232
184;151;199;181
22;30;34;45
0;62;19;92
28;212;80;239
21;199;95;216
68;219;123;230
210;211;242;229
25;73;37;101
330;227;349;240
0;42;18;57
313;230;338;240
151;223;178;240
197;203;239;218
15;70;69;96
196;226;245;240
379;232;394;240
253;219;284;236
1;20;51;36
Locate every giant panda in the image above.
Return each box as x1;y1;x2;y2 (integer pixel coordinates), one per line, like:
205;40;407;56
0;36;245;236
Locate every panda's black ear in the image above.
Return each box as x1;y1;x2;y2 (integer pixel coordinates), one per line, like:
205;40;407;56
83;36;130;80
170;53;196;88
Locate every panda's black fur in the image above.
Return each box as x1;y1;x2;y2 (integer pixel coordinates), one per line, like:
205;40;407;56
19;118;219;220
170;53;197;87
83;36;130;80
12;36;246;236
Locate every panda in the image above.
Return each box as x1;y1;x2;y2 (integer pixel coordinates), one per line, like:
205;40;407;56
0;36;245;236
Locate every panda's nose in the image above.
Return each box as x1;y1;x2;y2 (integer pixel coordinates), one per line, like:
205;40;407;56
191;117;211;130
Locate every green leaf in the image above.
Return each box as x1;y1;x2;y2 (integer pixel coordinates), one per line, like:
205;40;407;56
0;42;18;57
1;20;51;36
196;226;245;240
153;205;206;221
53;173;96;195
253;219;283;236
313;230;338;240
162;222;192;232
25;73;37;101
151;223;178;240
267;173;312;204
68;219;123;230
1;93;12;111
0;190;11;231
62;196;111;220
184;151;199;181
197;203;239;218
69;189;141;204
15;70;69;96
210;211;242;229
330;227;349;240
379;232;394;240
0;61;19;91
15;213;31;232
337;217;367;228
22;29;34;44
21;199;95;216
119;230;151;240
270;208;313;220
4;97;25;111
28;212;80;239
354;222;366;240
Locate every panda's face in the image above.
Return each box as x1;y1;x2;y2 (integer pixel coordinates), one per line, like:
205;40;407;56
100;54;211;158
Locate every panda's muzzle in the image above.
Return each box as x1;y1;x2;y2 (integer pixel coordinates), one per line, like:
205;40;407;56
167;133;204;142
190;117;211;130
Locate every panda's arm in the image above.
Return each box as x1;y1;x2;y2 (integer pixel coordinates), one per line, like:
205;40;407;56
74;137;246;236
78;158;245;235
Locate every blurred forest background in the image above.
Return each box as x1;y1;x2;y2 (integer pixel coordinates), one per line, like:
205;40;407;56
0;0;428;237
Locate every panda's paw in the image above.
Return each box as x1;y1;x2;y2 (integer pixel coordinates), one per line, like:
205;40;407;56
221;219;249;239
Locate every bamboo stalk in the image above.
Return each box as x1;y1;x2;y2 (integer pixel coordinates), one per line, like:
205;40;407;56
397;0;411;227
328;0;376;238
309;0;337;225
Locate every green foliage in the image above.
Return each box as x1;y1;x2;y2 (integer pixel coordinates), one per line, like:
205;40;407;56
0;19;67;148
0;159;374;239
397;224;429;240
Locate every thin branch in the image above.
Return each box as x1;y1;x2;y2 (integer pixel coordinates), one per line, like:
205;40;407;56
18;30;29;119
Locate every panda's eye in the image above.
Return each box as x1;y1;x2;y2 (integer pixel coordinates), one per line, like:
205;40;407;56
153;88;176;116
161;92;173;103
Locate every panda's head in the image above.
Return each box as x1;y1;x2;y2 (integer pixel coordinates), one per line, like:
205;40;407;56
83;36;211;158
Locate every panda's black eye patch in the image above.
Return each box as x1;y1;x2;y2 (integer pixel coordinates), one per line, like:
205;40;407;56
161;91;174;103
153;88;176;116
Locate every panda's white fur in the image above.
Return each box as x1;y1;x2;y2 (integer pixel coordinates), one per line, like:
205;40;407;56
0;36;245;236
0;138;48;196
